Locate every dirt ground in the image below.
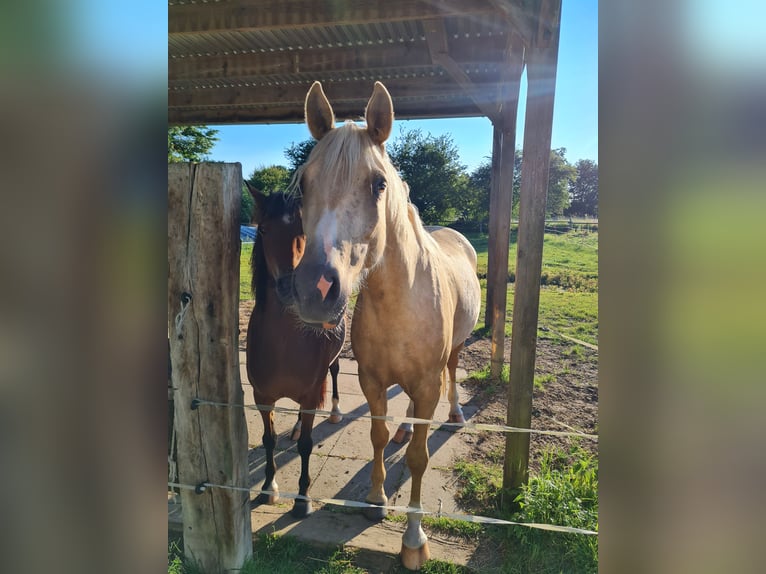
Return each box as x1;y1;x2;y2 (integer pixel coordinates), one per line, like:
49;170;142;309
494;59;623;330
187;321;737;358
239;300;598;474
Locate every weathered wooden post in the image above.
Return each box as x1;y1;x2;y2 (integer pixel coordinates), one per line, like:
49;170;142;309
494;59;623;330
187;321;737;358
503;0;562;505
487;31;525;378
168;162;252;572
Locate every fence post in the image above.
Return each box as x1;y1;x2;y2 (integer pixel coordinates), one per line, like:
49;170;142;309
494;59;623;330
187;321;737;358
168;162;252;572
503;0;562;507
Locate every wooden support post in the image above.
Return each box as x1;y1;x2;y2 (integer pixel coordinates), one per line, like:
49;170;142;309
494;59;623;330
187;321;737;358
485;125;502;330
487;31;525;378
503;0;562;505
489;126;516;378
168;163;252;573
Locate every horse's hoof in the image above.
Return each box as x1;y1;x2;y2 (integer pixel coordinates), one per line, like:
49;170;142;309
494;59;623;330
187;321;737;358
290;499;313;518
254;490;279;505
328;410;343;424
400;541;431;571
290;425;301;441
448;412;466;425
362;500;388;522
392;428;413;444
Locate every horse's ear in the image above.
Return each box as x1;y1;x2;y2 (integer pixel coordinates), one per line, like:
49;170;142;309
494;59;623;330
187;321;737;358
245;181;265;224
305;81;335;140
365;82;394;145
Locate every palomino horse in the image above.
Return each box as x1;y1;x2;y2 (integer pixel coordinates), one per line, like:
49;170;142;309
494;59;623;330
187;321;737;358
245;188;346;517
290;82;481;569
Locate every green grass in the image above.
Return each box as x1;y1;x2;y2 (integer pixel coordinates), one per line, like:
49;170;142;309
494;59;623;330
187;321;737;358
465;229;598;292
241;242;254;301
385;513;484;540
451;446;599;574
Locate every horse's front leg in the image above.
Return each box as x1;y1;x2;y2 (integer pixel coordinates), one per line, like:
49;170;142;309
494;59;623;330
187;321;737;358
392;400;414;444
447;343;465;424
255;407;279;505
328;357;342;423
291;407;316;518
360;379;389;521
401;389;440;571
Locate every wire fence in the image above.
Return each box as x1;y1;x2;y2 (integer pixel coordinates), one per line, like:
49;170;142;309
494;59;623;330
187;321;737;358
167;480;597;536
168;390;598;537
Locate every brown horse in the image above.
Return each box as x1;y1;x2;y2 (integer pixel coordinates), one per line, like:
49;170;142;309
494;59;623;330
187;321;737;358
245;187;346;518
289;82;481;569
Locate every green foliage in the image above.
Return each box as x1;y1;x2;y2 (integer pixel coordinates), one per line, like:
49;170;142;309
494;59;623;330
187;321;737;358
314;548;366;574
460;160;492;228
388;127;468;224
248;164;292;195
453;461;503;513
544;148;576;217
168;125;219;163
241;242;253;300
241;183;256;224
508;446;599;573
566;159;598;217
285;139;317;173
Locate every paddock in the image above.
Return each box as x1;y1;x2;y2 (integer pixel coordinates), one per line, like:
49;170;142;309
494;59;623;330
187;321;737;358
169;1;580;571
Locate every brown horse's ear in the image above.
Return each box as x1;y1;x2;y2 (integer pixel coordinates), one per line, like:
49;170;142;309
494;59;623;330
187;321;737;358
365;82;394;145
305;81;335;140
245;180;265;224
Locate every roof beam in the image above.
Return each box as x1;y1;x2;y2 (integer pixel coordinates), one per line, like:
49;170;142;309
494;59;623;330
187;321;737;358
169;78;505;112
169;99;486;126
169;0;498;35
422;18;500;120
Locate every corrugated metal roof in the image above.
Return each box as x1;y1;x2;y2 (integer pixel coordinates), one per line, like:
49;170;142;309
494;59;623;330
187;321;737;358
169;1;534;125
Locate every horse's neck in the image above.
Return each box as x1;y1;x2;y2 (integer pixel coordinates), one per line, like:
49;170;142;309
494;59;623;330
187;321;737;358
368;202;430;291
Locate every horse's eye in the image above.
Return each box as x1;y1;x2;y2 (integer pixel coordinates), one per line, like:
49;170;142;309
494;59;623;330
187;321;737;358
372;176;387;199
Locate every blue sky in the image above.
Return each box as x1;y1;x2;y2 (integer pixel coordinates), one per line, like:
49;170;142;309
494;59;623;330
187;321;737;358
208;1;597;178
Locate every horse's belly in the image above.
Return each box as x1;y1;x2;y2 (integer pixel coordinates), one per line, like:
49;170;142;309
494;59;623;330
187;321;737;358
352;319;450;388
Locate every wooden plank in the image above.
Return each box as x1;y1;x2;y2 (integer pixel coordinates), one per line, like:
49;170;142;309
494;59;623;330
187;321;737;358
503;0;562;503
168;163;252;572
169;0;498;35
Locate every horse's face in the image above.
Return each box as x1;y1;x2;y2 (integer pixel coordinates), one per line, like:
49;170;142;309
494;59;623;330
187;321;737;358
291;82;394;327
252;190;306;305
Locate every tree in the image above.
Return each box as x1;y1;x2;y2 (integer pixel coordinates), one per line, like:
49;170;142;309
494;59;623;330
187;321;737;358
512;148;574;218
168;126;219;162
240;183;255;224
545;148;576;218
285;139;317;174
566;159;598;217
462;160;492;228
247;165;291;195
387;128;468;224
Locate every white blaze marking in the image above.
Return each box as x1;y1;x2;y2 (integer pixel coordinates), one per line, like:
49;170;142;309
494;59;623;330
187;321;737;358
315;209;338;260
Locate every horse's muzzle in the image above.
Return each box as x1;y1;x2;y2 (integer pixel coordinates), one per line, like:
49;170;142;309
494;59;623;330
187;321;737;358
292;261;346;326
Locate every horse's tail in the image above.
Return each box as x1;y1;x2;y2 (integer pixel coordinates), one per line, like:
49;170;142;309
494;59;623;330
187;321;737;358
317;374;328;409
440;368;447;398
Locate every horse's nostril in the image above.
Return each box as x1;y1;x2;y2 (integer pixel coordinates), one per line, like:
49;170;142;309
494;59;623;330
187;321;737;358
316;275;333;301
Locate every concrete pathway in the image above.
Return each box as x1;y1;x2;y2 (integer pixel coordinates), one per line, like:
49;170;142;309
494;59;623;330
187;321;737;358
170;354;488;570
